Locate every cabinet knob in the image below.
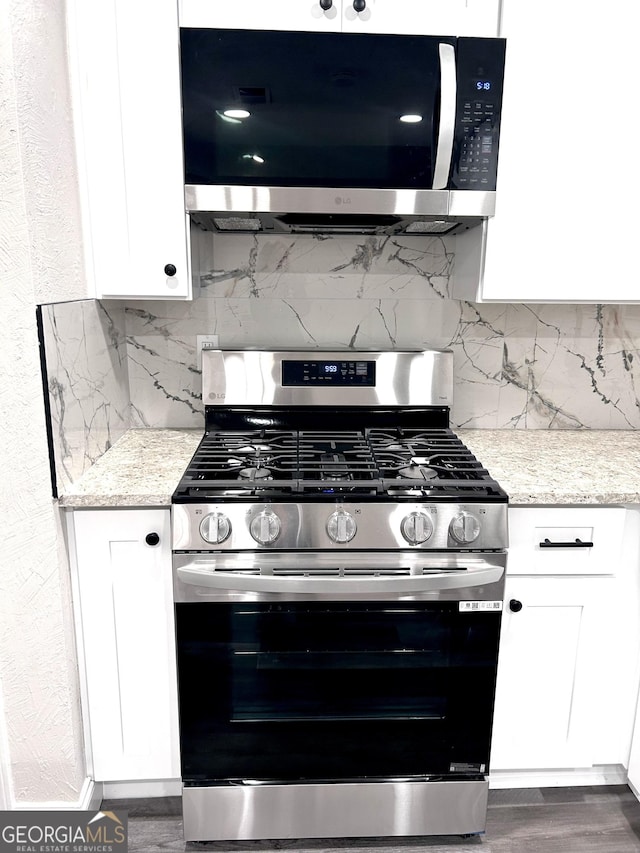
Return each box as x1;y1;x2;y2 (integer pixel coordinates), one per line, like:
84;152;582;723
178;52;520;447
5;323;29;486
353;0;366;10
509;599;523;613
145;532;160;546
319;0;333;9
164;263;177;277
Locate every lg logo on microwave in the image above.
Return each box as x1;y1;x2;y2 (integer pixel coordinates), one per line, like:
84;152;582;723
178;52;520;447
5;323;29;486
334;196;352;205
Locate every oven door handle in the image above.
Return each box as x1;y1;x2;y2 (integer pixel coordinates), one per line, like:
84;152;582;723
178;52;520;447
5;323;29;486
176;562;504;596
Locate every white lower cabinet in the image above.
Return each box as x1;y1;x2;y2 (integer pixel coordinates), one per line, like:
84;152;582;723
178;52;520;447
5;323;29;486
492;576;608;770
67;504;640;788
491;506;640;781
68;508;180;782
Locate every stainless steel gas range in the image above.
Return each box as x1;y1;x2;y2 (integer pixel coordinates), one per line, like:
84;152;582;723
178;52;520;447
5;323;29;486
171;349;508;842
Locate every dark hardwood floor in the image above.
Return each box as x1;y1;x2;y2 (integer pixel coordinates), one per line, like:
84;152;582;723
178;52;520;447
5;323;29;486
103;786;640;853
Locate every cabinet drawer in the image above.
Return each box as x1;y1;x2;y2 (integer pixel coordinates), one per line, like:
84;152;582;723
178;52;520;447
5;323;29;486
507;507;625;576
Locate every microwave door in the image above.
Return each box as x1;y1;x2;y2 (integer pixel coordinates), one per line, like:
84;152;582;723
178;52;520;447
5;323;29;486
180;29;448;192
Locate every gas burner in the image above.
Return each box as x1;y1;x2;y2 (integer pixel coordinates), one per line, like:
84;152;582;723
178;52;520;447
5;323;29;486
396;456;439;481
238;466;273;481
320;453;351;482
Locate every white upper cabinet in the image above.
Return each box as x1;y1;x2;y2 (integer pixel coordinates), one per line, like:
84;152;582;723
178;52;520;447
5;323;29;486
341;0;501;37
179;0;500;35
68;0;191;299
457;0;639;302
179;0;344;31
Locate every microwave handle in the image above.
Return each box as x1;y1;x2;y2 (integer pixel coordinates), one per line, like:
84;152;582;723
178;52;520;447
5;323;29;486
432;43;457;190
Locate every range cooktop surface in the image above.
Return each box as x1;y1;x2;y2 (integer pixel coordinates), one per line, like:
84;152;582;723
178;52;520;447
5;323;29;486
172;427;506;503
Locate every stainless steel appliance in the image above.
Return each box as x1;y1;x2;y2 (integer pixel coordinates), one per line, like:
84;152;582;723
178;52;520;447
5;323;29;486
171;349;508;842
180;30;506;235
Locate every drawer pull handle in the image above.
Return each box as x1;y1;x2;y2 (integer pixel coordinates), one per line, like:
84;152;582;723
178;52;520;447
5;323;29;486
539;538;594;549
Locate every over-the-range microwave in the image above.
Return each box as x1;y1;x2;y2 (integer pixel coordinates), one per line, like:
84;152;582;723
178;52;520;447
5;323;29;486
180;28;506;236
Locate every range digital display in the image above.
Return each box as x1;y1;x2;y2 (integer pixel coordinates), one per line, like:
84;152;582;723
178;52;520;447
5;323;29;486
282;360;376;386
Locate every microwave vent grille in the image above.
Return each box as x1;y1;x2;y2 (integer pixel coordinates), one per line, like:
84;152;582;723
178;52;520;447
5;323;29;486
212;216;262;231
405;220;457;235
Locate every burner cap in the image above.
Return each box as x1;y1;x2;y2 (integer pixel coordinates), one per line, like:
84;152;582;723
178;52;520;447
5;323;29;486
398;464;438;481
238;466;272;481
236;443;272;454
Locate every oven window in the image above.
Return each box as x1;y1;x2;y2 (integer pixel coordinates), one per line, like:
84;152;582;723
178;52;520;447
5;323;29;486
176;602;501;783
230;608;451;722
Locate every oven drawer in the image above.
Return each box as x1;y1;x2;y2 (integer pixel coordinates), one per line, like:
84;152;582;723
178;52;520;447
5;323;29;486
507;507;625;576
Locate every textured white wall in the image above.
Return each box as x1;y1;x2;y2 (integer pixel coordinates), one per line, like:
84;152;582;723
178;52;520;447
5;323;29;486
8;0;86;305
0;0;86;803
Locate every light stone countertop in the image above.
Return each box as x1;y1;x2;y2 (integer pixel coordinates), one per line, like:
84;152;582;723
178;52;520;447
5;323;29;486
459;429;640;504
58;429;203;507
58;428;640;508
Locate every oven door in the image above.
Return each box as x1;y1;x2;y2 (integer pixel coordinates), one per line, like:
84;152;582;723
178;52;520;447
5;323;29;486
173;552;505;785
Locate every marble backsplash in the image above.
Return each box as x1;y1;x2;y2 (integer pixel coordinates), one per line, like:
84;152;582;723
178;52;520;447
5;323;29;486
39;299;132;492
40;232;640;489
125;232;640;431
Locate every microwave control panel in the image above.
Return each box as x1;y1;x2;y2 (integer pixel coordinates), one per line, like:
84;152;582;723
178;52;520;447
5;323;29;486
451;38;506;192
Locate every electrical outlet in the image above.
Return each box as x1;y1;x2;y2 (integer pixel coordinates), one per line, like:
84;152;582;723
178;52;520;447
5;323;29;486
196;334;219;370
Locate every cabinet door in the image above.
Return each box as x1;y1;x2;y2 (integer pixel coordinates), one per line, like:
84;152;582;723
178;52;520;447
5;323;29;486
475;0;639;302
179;0;343;31
68;0;191;299
72;509;179;782
341;0;500;36
491;577;603;770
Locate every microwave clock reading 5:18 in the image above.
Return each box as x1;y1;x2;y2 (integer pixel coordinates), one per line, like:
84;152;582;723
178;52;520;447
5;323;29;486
476;81;491;90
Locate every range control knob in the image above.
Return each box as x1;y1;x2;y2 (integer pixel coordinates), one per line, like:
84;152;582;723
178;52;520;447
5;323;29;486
449;511;481;545
327;509;357;543
250;510;281;545
200;512;231;544
401;511;433;545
